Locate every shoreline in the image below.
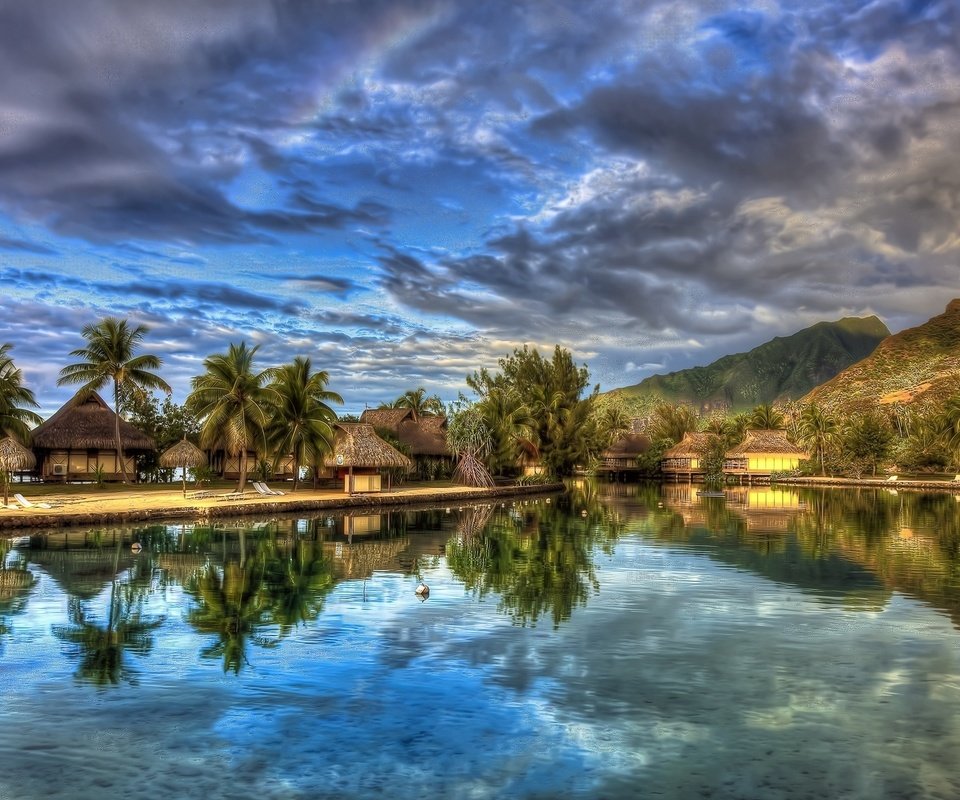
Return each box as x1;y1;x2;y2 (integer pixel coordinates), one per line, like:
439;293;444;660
774;475;960;493
0;482;565;532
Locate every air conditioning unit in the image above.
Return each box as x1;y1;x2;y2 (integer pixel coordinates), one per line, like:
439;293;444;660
52;464;66;476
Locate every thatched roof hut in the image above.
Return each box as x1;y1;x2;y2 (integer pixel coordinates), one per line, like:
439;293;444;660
32;391;155;452
600;432;651;472
662;432;714;459
725;429;808;478
324;423;412;470
30;391;156;481
726;429;806;457
360;408;450;457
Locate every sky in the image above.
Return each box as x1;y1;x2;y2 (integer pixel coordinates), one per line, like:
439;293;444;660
1;0;959;417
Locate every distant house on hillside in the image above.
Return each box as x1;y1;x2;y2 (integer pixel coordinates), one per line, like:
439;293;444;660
660;432;714;481
359;408;451;479
724;429;807;481
31;391;155;482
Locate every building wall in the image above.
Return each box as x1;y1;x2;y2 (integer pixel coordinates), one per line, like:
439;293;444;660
45;449;135;480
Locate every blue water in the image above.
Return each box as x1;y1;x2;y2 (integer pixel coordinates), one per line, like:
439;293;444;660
2;484;960;799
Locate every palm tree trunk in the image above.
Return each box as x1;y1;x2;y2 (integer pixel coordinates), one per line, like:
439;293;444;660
114;380;129;483
238;448;248;492
292;456;299;492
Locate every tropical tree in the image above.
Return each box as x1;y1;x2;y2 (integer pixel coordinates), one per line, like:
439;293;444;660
474;386;535;475
266;356;342;492
796;403;840;476
57;317;171;483
843;411;894;476
186;342;275;492
938;397;960;469
382;387;445;419
0;343;42;443
648;403;699;444
468;346;597;477
748;403;786;431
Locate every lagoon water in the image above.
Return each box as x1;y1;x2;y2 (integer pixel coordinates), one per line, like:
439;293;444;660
3;482;960;799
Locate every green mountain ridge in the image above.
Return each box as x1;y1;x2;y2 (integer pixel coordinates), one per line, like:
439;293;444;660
803;299;960;415
608;315;891;412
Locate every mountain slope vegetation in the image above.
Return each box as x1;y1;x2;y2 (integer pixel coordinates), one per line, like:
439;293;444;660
609;316;890;413
803;300;960;415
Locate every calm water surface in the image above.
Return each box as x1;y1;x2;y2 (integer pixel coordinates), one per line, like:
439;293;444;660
3;482;960;799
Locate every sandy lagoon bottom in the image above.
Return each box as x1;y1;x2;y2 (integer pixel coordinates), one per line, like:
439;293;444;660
2;482;960;799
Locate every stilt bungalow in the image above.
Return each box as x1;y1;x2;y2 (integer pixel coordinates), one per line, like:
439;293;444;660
660;432;714;481
323;422;412;493
30;391;155;482
599;428;651;478
723;430;808;482
359;408;452;479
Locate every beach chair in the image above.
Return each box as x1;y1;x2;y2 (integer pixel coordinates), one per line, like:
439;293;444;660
217;491;248;501
953;475;960;482
14;493;54;509
886;475;898;482
256;482;285;496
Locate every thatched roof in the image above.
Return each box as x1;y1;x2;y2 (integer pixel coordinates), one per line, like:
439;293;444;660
360;409;450;456
726;429;807;456
602;432;651;459
160;438;206;468
662;432;715;458
31;391;155;451
0;436;36;471
324;423;412;469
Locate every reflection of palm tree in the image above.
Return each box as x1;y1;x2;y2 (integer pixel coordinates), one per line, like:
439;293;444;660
259;537;336;635
185;555;276;674
446;502;606;628
52;574;165;686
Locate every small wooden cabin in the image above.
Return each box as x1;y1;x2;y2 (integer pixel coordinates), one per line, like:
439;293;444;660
30;391;155;482
660;432;714;481
724;429;808;481
323;423;412;493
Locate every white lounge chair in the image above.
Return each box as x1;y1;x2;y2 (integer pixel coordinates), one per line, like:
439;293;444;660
254;482;284;496
953;475;960;482
886;475;898;482
14;493;54;509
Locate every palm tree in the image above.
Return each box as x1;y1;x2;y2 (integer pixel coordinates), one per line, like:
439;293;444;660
57;317;171;483
0;343;42;443
939;397;960;469
748;403;786;430
266;357;342;492
796;403;839;476
186;342;275;492
386;387;445;419
649;403;699;444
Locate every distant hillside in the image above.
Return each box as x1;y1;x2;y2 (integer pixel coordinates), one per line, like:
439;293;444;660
609;316;890;413
803;300;960;415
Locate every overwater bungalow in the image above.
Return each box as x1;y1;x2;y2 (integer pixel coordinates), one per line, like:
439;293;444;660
660;432;715;481
323;422;412;493
724;429;808;482
359;408;452;478
30;391;155;482
599;429;652;478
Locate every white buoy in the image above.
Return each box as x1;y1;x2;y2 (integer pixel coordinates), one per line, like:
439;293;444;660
130;542;143;554
415;582;429;597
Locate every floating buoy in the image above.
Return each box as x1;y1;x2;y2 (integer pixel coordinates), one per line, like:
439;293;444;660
415;582;430;598
130;542;143;554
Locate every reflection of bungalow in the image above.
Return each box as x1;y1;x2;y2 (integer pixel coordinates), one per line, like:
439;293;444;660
323;423;412;493
359;408;452;479
31;391;155;482
600;430;652;477
724;430;807;481
660;432;714;481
